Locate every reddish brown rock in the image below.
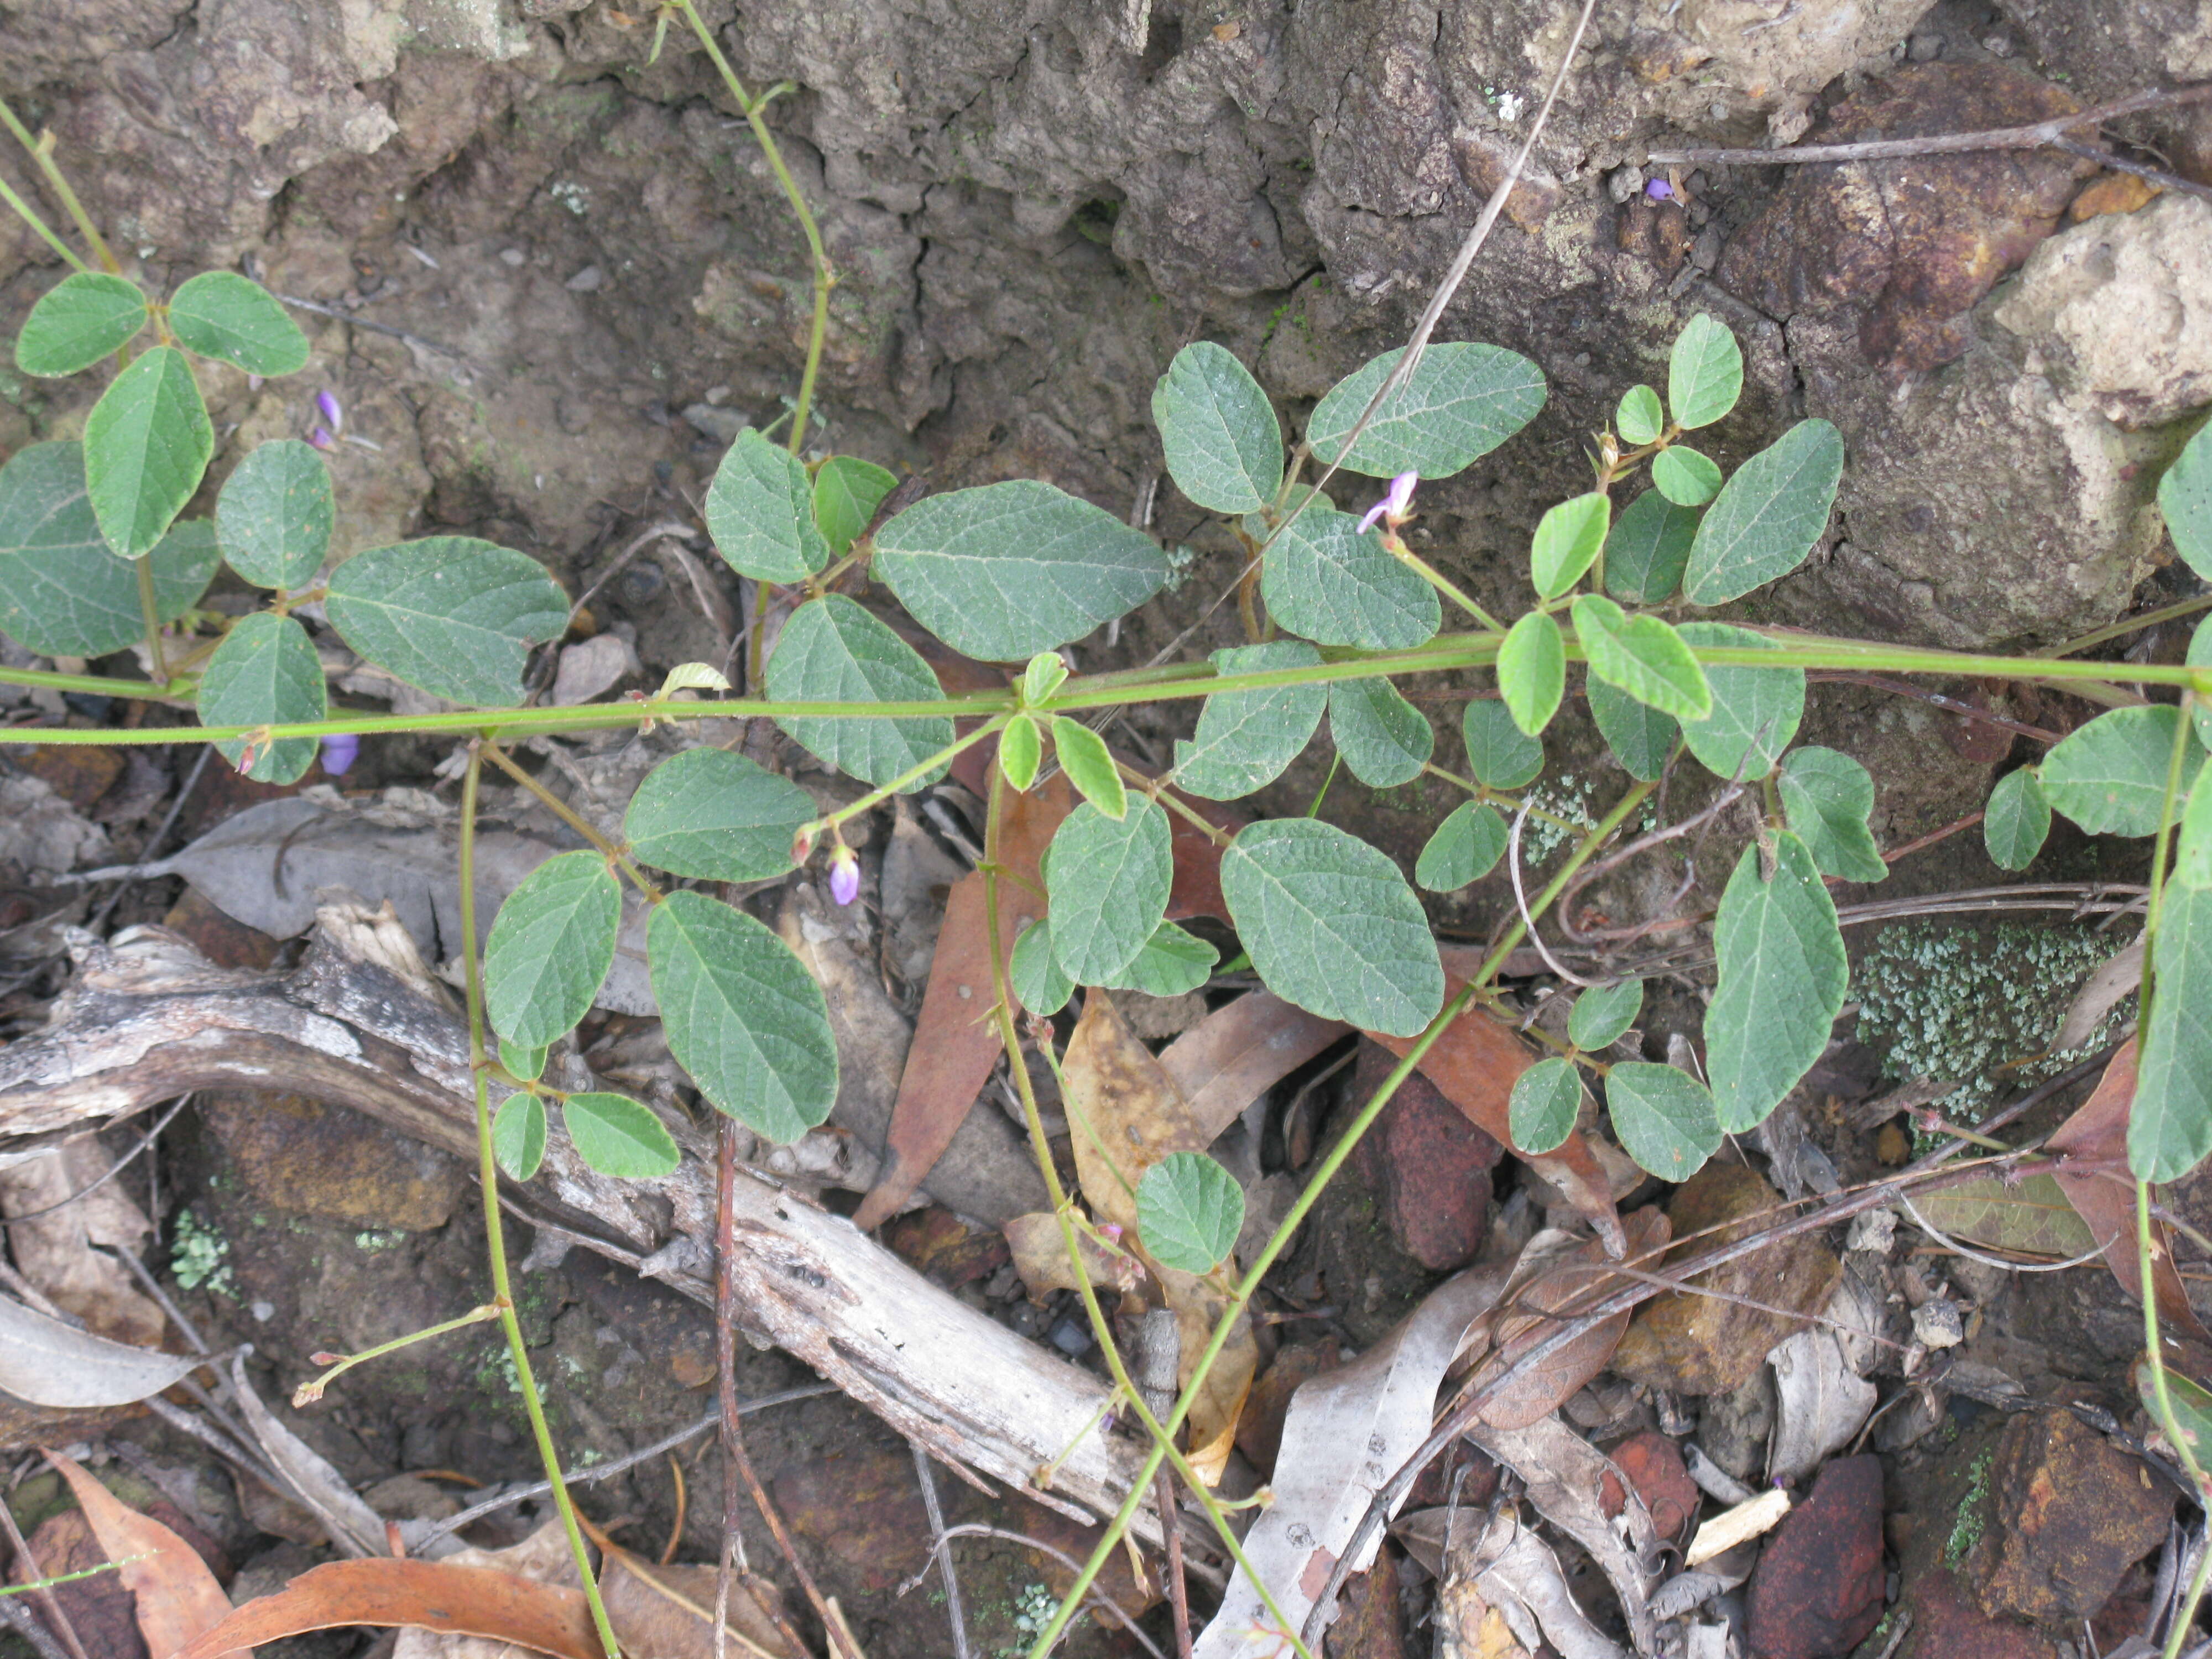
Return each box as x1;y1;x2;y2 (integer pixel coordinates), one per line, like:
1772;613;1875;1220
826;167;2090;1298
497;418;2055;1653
1606;1431;1700;1542
1238;1340;1341;1480
1749;1456;1887;1659
1328;1543;1408;1658
1968;1408;2171;1626
1354;1039;1504;1272
1901;1568;2058;1659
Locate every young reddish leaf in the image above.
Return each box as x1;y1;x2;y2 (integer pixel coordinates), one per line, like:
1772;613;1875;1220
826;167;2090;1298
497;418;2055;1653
44;1449;239;1659
171;1559;602;1659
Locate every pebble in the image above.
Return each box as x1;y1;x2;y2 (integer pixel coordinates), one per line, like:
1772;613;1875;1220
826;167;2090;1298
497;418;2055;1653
1746;1456;1887;1659
565;264;603;292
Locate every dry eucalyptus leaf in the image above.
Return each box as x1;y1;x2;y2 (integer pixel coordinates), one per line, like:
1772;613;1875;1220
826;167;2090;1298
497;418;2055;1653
597;1547;799;1659
1469;1210;1668;1431
0;1293;202;1406
2055;936;2143;1052
227;1353;386;1558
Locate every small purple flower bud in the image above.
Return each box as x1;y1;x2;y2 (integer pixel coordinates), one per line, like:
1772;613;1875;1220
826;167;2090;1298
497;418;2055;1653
1357;469;1420;533
828;846;860;907
309;425;335;451
320;733;360;776
316;388;343;432
1645;178;1675;202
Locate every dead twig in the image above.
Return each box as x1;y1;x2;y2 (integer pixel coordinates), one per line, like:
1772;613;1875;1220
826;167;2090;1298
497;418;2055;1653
275;293;477;369
1155;1464;1192;1659
1807;672;2067;747
0;1495;91;1659
910;1444;973;1659
0;1597;70;1659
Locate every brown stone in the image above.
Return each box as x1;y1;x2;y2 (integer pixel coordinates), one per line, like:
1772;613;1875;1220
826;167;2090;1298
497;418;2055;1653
199;1090;466;1232
886;1206;1012;1288
1606;1431;1700;1541
13;745;123;813
1354;1039;1505;1272
162;886;281;971
1747;1455;1887;1659
1901;1568;2058;1659
1328;1543;1408;1658
1968;1408;2172;1626
1238;1340;1340;1480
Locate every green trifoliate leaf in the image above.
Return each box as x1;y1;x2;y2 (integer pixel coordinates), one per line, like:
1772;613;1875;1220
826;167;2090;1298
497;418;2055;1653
1651;445;1722;507
811;454;899;556
1222;817;1443;1036
874;479;1170;661
0;444;217;657
1172;640;1326;801
1778;747;1887;883
1497;611;1565;738
1607;1062;1723;1181
1307;343;1546;480
1603;489;1699;606
766;594;957;790
1615;384;1665;448
166;271;310;375
1462;697;1542;790
1329;677;1432;788
1011;919;1074;1016
1020;650;1070;706
499;1037;547;1083
1567;979;1644;1051
15;272;148;376
2177;775;2212;890
1682;419;1843;606
2131;885;2212;1181
1572;595;1712;722
1046;797;1173;984
84;345;212;557
622;747;814;882
1051;716;1126;818
648;889;838;1144
1587;674;1679;782
492;1094;547;1180
1704;831;1846;1132
1151;341;1283;514
1676;621;1804;780
563;1092;680;1179
196;613;326;784
1530;492;1610;600
1416;801;1507;891
1982;768;2052;872
2161;420;2212;583
216;440;333;589
706;429;831;582
1509;1056;1582;1155
1667;313;1743;431
1136;1151;1245;1274
1260;508;1439;649
1000;712;1044;792
484;851;620;1049
2039;705;2204;838
1102;921;1219;998
325;537;568;708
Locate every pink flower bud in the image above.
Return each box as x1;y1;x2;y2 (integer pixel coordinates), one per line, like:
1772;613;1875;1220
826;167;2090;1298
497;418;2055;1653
790;823;820;866
316;388;343;432
320;732;360;776
309;425;335;451
828;846;860;907
1357;469;1420;533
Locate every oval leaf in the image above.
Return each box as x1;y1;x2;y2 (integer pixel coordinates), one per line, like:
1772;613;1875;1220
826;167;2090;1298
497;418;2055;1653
1603;489;1700;606
493;1093;547;1180
2040;705;2205;838
1011;919;1075;1017
2177;773;2212;890
1152;341;1282;514
1607;1062;1723;1180
16;271;148;376
1682;419;1843;606
1136;1151;1245;1274
623;747;814;883
1509;1056;1581;1155
2160;420;2212;583
1173;640;1327;801
196;612;326;784
564;1092;681;1179
1568;979;1644;1051
706;429;831;582
812;454;898;557
1331;676;1433;788
1677;620;1805;780
1651;445;1723;507
1572;594;1712;722
1051;715;1128;818
1667;314;1744;431
1778;746;1887;883
325;537;568;707
2192;617;2212;752
1530;492;1610;600
166;270;310;375
1462;697;1543;790
1046;797;1173;984
1102;921;1219;998
1616;385;1664;447
1261;508;1440;649
1705;831;1847;1133
2132;886;2212;1182
1497;611;1565;738
1308;343;1546;479
485;851;620;1048
499;1037;547;1083
1000;712;1043;791
1983;767;2053;872
1416;800;1507;892
216;439;333;589
1587;674;1679;782
765;594;957;790
84;344;212;557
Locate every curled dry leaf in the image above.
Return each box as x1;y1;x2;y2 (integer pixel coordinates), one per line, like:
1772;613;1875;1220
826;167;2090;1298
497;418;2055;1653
1765;1270;1883;1485
1401;1511;1627;1659
597;1543;800;1659
2055;937;2143;1053
0;1294;202;1407
227;1353;387;1559
173;1559;602;1659
44;1447;241;1659
1156;990;1350;1143
1003;1211;1139;1296
0;1137;164;1345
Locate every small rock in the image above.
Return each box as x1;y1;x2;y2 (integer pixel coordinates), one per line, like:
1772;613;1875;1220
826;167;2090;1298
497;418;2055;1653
1699;1368;1777;1483
1846;1209;1897;1255
1353;1039;1505;1272
1237;1341;1340;1478
1981;32;2013;56
1607;1431;1700;1541
681;401;746;444
564;263;603;291
1608;165;1647;204
1747;1455;1887;1659
199;1091;466;1231
1912;1299;1965;1349
12;744;123;813
1908;33;1944;61
1969;1408;2172;1626
498;247;526;266
1901;1567;2058;1659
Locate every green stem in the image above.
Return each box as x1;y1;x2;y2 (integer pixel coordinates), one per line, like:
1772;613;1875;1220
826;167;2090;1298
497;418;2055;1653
0;167;86;272
133;556;169;687
458;742;622;1657
478;740;664;902
2037;594;2212;659
291;1304;501;1407
1384;533;1505;633
0;663;186;700
801;714;1009;839
0;97;120;273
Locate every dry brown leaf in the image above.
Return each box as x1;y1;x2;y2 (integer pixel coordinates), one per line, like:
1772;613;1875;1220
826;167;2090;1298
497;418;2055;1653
597;1547;799;1658
1468;1209;1669;1431
395;1517;587;1658
1003;1212;1139;1296
44;1448;243;1659
2055;937;2143;1053
0;1137;165;1345
174;1559;601;1659
1156;992;1350;1144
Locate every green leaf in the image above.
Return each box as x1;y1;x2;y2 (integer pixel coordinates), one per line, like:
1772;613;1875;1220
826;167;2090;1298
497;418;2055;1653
1496;612;1565;738
706;429;831;583
15;272;147;376
325;537;568;708
1011;919;1074;1017
1021;651;1070;706
648;889;838;1144
1651;445;1723;507
2040;705;2204;838
1607;1062;1724;1180
1530;492;1611;600
1330;677;1432;788
0;443;217;657
1778;746;1887;883
1587;674;1679;782
166;272;310;375
1051;716;1126;818
2178;771;2212;889
2131;884;2212;1182
1172;641;1326;801
499;1037;547;1083
1677;621;1804;780
1667;314;1744;431
1222;817;1443;1036
564;1092;681;1179
2192;617;2212;752
1102;921;1219;998
1462;698;1542;790
623;747;814;881
1983;768;2053;872
2140;1360;2212;1463
216;440;333;591
1135;1151;1245;1274
1416;801;1507;891
1509;1056;1582;1155
1000;712;1043;791
812;455;899;557
1603;490;1699;606
2159;420;2212;583
1704;831;1848;1133
1260;508;1439;649
1307;343;1546;479
1681;419;1843;606
83;345;212;558
1046;797;1173;984
1916;1173;2096;1260
1151;341;1282;514
1568;979;1644;1051
1572;595;1712;721
874;480;1170;660
492;1094;547;1180
195;612;326;784
484;851;620;1049
766;594;957;790
1615;385;1664;447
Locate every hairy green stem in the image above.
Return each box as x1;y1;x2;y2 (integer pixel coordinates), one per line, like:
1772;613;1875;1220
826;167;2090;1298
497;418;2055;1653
0;167;85;272
802;714;1009;838
2036;594;2212;659
478;739;664;902
0;96;118;273
132;557;169;688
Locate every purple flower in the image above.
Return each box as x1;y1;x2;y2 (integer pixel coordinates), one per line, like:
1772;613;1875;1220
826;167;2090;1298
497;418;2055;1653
320;733;360;776
316;389;343;432
1357;469;1420;533
828;846;860;907
309;425;335;451
1645;178;1675;202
